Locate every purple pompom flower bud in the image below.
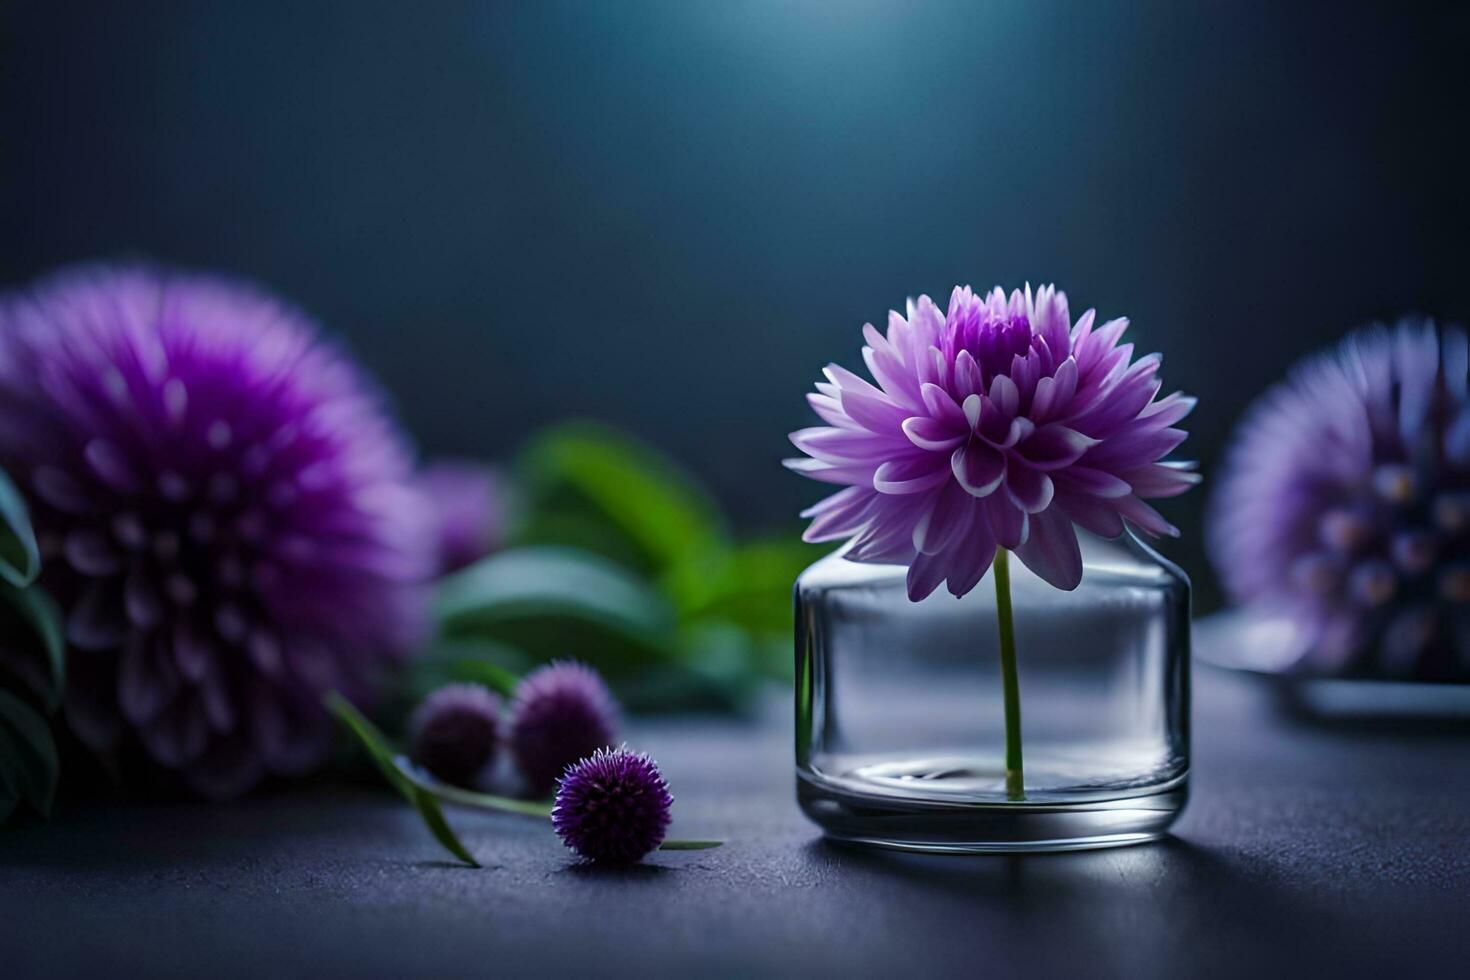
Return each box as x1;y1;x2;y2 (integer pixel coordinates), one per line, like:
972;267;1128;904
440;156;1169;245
410;684;501;788
508;661;618;796
552;747;672;864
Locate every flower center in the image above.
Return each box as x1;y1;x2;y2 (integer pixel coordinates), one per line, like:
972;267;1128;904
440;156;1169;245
944;311;1034;383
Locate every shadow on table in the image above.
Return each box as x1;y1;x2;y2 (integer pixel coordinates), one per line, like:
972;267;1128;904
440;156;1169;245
804;835;1401;976
560;861;674;881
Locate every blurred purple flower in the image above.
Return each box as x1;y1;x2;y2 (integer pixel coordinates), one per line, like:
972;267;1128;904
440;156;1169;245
1210;320;1470;679
416;459;511;575
509;660;619;796
410;683;501;788
552;746;672;864
787;285;1197;599
0;265;433;798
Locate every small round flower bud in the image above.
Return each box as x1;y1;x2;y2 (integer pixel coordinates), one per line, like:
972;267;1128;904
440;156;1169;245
508;661;619;796
552;747;672;864
410;684;502;788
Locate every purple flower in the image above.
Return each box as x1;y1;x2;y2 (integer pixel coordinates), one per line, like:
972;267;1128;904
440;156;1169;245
552;747;672;864
787;285;1197;599
1209;320;1470;679
508;661;619;796
0;265;432;798
410;684;501;788
415;459;511;575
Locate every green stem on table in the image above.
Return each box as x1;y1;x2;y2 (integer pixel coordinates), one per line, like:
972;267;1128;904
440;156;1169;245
993;549;1025;801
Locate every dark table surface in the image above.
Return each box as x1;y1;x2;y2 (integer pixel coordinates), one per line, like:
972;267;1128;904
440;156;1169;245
2;666;1467;979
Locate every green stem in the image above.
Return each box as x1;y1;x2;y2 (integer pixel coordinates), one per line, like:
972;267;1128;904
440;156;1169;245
394;758;555;818
993;549;1025;801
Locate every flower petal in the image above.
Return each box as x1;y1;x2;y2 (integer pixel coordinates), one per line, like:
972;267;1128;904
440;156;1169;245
954;350;983;399
822;362;883;396
1076;316;1128;376
874;454;951;494
1055;490;1125;538
913;481;975;555
1005;462;1055;513
962;394;982;430
944;523;998;597
952;442;1006;497
846;494;920;562
1010;352;1040;404
1120;462;1201;499
782;457;876;485
863;324;922;406
840;386;907;433
119;635;178;725
1030;358;1078;422
1014;505;1083;590
984;493;1028;549
996;417;1035;449
1016;424;1098;471
903;415;966;452
1116;494;1179;537
989;375;1020;417
1140;391;1197;427
906;549;950;601
920;382;967;428
1031;285;1072;365
1069;308;1096;347
1073;355;1162;435
906;297;946;361
790;426;896;463
1085;425;1188;468
806;392;855;428
1055;465;1132;498
800;486;874;540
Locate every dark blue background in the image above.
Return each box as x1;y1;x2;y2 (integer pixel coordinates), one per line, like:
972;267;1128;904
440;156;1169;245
5;1;1468;604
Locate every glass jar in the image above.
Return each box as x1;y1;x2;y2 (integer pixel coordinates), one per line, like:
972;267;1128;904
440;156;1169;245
795;530;1190;852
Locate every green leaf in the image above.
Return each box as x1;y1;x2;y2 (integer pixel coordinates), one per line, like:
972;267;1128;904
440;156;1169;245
392;756;553;818
517;422;729;576
0;470;40;588
658;839;724;851
668;537;821;633
325;692;414;801
409;785;480;868
1;584;65;711
327;693;479;866
0;688;59;817
434;547;682;677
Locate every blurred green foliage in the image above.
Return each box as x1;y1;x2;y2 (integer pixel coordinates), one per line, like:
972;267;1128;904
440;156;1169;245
421;422;822;713
0;469;64;826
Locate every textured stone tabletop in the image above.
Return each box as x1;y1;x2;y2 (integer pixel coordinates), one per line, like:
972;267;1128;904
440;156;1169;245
2;668;1467;979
